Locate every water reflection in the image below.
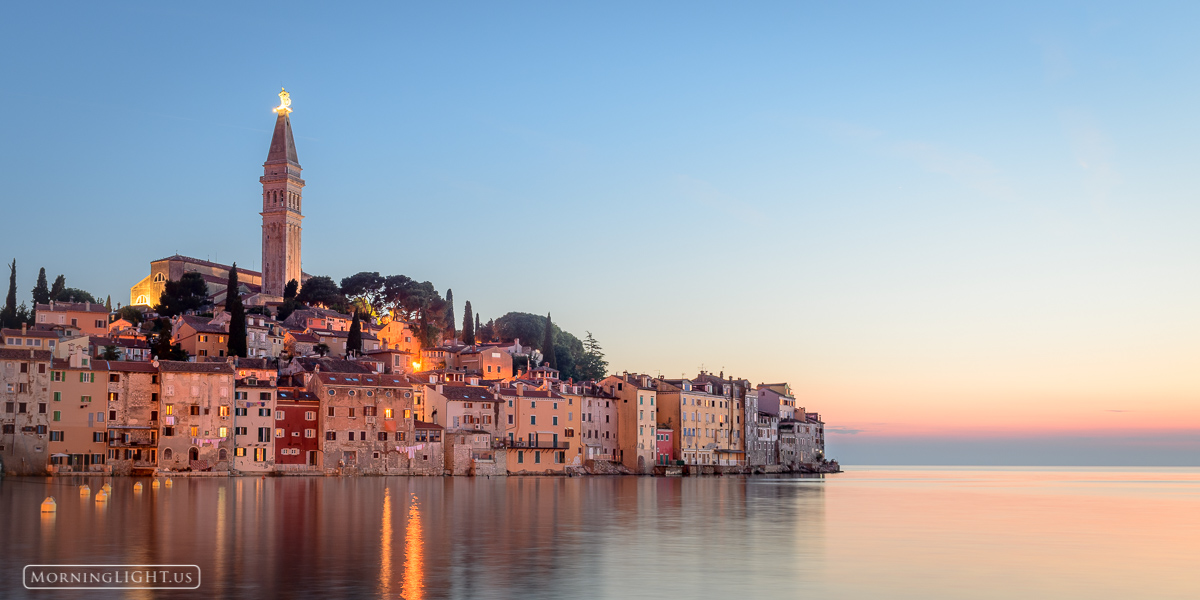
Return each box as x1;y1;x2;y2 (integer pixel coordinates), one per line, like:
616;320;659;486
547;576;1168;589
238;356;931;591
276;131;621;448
402;493;424;600
1;471;1196;599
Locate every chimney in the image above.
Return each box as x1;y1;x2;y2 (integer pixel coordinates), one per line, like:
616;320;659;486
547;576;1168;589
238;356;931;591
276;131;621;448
436;384;443;394
516;385;524;396
21;322;27;335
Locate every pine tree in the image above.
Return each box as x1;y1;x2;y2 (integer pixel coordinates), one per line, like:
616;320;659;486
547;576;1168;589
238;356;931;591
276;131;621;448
32;268;50;306
418;304;434;349
1;259;16;328
579;331;609;381
105;295;112;311
542;312;557;370
347;311;363;357
225;265;248;357
50;275;65;301
284;279;299;301
444;289;456;341
462;301;475;346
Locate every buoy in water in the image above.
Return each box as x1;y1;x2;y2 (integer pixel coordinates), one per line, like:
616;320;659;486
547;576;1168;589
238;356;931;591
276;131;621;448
102;482;112;493
151;479;160;489
79;485;91;497
164;478;173;488
41;497;57;512
134;482;143;492
95;490;108;502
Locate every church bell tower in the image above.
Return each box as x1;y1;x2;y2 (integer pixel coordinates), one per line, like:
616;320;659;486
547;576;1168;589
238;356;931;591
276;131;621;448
260;87;304;298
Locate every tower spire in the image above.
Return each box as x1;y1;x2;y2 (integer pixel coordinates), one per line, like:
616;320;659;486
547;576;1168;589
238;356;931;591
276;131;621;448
260;88;305;298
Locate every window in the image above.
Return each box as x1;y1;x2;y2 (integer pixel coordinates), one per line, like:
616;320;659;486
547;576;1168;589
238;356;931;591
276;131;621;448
93;432;105;442
109;373;120;383
53;410;61;421
348;431;355;441
269;428;281;440
80;396;91;403
518;451;524;464
305;411;316;421
2;424;13;434
190;426;199;437
305;429;315;438
254;448;266;462
326;431;336;441
259;392;271;401
235;447;247;457
328;407;335;417
163;427;174;437
364;406;376;417
377;432;388;441
553;416;558;426
530;415;536;425
108;410;116;421
50;431;64;441
534;452;541;464
18;403;27;413
235;427;247;436
219;406;230;417
403;409;411;419
219;427;228;438
235;407;247;416
508;414;514;425
165;404;173;415
51;371;64;382
38;403;46;414
384;408;394;419
262;408;274;417
190;405;200;416
348;407;356;418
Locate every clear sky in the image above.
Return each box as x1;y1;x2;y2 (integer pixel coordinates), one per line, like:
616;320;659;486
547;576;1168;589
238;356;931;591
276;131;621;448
1;2;1197;465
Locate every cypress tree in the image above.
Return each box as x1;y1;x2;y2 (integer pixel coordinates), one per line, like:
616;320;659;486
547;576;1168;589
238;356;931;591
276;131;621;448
50;275;65;301
542;312;557;370
32;268;50;306
347;311;363;357
475;313;482;342
225;264;248;357
444;289;456;341
105;295;112;311
462;301;475;345
1;260;16;328
418;304;433;349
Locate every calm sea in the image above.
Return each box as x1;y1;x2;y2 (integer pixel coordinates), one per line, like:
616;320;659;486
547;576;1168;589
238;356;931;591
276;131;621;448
1;467;1197;599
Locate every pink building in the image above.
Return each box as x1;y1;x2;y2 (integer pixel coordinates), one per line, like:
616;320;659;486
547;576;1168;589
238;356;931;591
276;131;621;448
656;428;674;465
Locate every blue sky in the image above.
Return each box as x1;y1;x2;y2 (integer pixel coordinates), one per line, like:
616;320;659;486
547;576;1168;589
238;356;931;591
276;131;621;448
2;2;1197;464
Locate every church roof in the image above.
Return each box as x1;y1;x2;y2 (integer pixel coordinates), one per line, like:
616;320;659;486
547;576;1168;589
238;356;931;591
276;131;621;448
266;112;299;166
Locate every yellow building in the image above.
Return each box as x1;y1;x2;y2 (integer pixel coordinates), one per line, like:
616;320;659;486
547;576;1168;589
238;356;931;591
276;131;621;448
655;378;739;467
129;255;263;308
495;384;582;472
600;373;658;474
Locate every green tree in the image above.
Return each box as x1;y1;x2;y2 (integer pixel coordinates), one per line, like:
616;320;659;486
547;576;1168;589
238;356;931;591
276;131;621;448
155;273;208;317
444;289;456;341
56;288;98;303
577;331;609;381
276;298;300;322
417;304;438;349
32;268;50;306
225;265;248;358
115;305;143;325
296;276;347;311
1;259;16;327
147;318;188;361
102;345;120;361
314;343;330;357
479;318;495;343
105;295;112;311
340;272;385;315
284;279;299;300
347;311;363;357
50;275;65;303
461;300;475;346
475;313;482;341
542;313;557;370
16;302;33;327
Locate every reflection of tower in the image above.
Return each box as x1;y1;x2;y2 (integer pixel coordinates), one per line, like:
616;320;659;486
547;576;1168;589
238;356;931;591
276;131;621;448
260;88;305;298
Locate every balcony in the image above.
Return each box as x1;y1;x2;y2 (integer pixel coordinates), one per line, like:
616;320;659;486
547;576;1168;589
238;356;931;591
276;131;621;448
504;440;569;450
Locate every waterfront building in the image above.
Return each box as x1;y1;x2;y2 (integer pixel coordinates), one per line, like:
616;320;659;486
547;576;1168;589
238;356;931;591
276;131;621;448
310;372;420;474
424;384;505;475
0;348;53;475
173;315;229;359
495;384;578;472
559;382;619;463
45;349;108;473
274;377;320;472
233;369;277;473
654;378;738;467
756;383;798;421
157;360;236;472
655;427;674;465
600;373;658;474
104;360;160;476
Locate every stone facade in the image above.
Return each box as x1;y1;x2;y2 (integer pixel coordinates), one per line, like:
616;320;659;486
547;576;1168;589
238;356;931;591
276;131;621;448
600;374;658;474
104;361;160;476
46;353;108;473
157;360;236;472
233;378;276;473
311;372;419;475
0;348;53;475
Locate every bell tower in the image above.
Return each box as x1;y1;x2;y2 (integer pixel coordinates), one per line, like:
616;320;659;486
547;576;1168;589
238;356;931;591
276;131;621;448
260;88;304;298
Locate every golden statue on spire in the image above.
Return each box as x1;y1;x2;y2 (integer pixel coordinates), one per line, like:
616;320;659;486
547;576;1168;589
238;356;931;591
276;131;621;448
273;87;292;115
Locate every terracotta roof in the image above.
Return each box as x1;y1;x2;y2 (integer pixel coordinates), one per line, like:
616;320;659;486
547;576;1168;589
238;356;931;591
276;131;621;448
494;387;564;400
277;390;318;402
179;315;227;334
0;348;52;360
152;254;262;278
103;360;158;373
237;379;276;388
157;360;235;374
35;302;109;314
2;328;59;338
291;357;373;374
316;373;411;387
50;358;105;371
235;357;275;370
414;420;443;430
438;386;496;402
90;336;150;349
287;332;320;343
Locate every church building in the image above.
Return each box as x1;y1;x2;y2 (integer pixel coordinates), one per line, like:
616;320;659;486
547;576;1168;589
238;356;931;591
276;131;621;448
130;89;308;307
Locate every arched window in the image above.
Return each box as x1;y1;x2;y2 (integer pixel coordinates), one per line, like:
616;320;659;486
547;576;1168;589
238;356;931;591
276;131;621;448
153;273;165;283
163;448;173;461
218;448;228;461
189;447;199;461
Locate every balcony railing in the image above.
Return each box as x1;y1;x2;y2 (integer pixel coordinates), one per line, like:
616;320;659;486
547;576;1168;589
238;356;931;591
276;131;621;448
504;440;569;450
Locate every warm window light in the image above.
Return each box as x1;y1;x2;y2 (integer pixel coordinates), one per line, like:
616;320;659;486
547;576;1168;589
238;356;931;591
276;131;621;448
412;362;421;371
